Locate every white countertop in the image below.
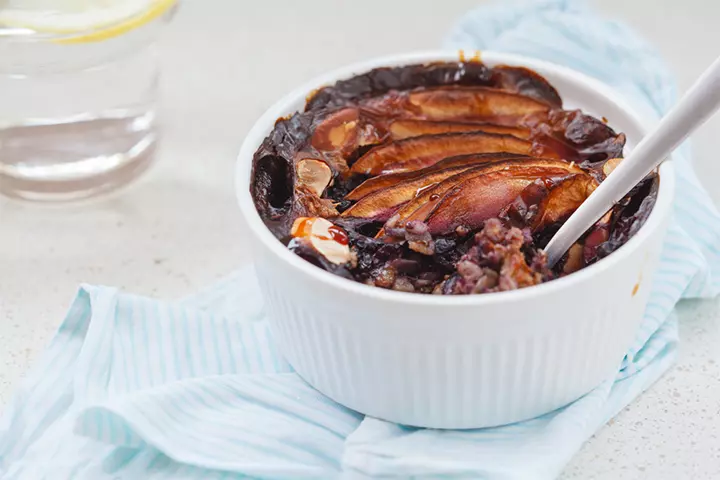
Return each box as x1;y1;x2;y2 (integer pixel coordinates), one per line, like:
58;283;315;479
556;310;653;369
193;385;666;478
1;0;719;478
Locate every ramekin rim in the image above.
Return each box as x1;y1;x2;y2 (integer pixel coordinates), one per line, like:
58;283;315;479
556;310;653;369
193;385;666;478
235;50;675;306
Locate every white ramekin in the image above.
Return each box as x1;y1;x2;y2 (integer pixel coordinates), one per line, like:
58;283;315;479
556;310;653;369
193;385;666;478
236;51;675;429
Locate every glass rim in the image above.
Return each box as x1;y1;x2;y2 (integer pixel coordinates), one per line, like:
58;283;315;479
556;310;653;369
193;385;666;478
0;2;176;44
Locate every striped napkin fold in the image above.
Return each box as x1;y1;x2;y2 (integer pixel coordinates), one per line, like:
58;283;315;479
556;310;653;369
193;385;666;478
2;0;720;478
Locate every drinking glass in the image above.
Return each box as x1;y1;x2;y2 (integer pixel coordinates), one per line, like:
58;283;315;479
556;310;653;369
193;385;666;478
0;3;177;200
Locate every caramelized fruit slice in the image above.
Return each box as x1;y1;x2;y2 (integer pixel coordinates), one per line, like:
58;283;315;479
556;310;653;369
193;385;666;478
407;86;549;124
311;108;360;151
385;159;584;232
345;152;526;201
305;61;494;111
425;173;538;235
305;61;563;111
389;119;530;140
526;109;625;165
342;165;480;222
491;65;563;108
433;153;534;170
425;167;587;235
350;132;548;175
530;174;598;231
343;156;569;222
310;107;385;154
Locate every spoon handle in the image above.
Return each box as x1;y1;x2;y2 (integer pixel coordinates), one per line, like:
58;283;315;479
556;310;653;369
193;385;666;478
545;54;720;267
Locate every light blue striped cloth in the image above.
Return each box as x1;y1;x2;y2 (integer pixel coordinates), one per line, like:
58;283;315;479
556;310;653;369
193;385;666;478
3;0;720;478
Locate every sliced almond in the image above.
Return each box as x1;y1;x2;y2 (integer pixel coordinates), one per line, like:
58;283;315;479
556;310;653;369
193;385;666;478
291;217;350;265
296;159;332;196
602;157;623;177
599;210;612;225
311;107;360;151
563;243;584;274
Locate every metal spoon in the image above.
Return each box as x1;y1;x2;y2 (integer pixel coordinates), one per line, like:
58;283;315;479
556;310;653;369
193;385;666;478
545;55;720;267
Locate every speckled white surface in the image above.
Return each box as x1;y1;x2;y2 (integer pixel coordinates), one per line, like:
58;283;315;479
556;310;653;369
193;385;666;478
1;0;719;478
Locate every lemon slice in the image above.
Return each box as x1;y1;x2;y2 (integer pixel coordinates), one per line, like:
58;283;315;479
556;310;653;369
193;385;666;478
0;0;177;43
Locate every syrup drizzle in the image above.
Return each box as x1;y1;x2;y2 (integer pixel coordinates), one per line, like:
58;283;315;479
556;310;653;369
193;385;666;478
327;225;349;245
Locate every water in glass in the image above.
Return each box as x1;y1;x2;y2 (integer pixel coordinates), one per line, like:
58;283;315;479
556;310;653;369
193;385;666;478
0;11;169;200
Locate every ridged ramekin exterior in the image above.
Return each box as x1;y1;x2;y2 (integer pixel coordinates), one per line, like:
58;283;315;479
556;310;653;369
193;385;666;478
237;51;676;428
253;209;668;428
